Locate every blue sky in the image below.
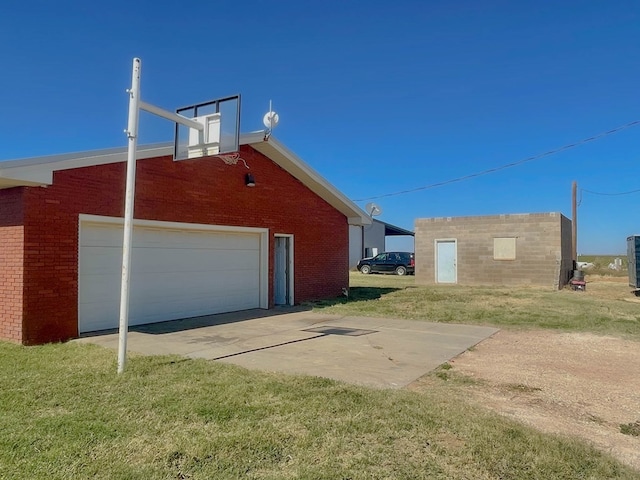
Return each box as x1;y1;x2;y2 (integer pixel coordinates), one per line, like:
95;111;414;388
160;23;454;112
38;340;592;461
1;0;638;254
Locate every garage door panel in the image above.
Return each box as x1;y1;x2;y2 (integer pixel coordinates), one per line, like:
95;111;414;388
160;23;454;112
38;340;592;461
136;228;259;250
129;271;259;301
78;247;122;275
80;245;260;277
80;224;118;246
79;221;263;333
130;248;259;274
129;291;258;323
79;276;122;303
80;291;260;333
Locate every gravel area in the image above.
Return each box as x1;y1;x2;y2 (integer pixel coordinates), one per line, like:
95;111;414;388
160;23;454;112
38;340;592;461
446;329;640;470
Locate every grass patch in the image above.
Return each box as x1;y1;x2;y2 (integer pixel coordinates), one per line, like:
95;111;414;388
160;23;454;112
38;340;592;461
1;341;637;479
503;383;543;394
430;364;482;387
311;273;640;338
620;421;640;437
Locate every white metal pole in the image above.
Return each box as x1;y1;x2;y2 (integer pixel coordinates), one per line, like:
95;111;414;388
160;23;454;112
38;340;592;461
117;58;141;374
139;100;204;131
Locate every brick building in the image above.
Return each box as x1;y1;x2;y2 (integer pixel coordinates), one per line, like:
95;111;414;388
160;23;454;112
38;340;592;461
0;133;369;345
414;213;573;289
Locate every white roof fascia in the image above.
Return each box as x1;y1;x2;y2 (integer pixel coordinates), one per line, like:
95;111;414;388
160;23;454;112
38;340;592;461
0;143;173;189
0;136;370;226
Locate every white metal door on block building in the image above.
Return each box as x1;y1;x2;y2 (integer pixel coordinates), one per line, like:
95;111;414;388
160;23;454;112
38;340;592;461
436;240;457;284
78;215;268;333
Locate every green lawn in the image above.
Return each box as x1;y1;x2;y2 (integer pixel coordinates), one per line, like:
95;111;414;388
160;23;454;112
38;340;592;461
311;273;640;339
2;274;639;478
1;341;637;479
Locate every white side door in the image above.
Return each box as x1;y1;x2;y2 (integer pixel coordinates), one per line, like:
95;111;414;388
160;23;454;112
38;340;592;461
436;240;457;284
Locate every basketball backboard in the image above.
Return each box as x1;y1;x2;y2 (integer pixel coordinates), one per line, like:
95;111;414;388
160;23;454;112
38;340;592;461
174;95;241;161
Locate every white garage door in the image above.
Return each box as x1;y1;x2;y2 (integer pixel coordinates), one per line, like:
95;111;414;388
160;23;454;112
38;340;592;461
79;218;265;333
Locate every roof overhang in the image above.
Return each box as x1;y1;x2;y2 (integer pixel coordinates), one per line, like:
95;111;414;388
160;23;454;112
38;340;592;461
0;143;172;189
0;135;370;226
373;219;414;236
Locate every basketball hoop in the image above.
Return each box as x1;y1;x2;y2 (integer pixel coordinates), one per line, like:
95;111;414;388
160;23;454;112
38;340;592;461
210;152;249;169
174;96;241;162
118;58;245;374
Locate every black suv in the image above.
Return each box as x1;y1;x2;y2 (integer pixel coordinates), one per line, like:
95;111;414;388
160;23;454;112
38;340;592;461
357;252;415;276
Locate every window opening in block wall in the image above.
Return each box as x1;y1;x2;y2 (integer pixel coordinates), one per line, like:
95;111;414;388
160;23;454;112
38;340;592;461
494;237;517;260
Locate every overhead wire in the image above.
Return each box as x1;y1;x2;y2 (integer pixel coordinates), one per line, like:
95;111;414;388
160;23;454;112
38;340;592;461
353;119;640;202
577;186;640;207
581;187;640;196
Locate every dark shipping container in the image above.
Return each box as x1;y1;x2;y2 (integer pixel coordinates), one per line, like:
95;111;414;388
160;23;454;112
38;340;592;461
628;235;640;288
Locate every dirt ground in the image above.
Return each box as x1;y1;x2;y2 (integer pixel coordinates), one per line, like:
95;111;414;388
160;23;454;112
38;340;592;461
410;277;640;471
446;329;640;470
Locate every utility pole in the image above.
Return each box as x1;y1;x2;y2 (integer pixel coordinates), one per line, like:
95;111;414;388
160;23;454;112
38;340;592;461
572;181;577;266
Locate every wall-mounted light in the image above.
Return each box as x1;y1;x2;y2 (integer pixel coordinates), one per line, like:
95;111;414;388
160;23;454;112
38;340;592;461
245;173;256;187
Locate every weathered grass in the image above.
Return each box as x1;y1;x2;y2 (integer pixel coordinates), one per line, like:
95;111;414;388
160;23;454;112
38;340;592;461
313;273;640;338
1;341;637;479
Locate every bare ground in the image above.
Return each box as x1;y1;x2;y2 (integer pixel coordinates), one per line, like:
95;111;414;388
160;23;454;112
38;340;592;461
447;330;640;470
410;278;640;471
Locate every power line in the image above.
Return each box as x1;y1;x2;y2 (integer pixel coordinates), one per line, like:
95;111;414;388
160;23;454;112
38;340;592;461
577;186;640;207
353;119;640;202
581;187;640;196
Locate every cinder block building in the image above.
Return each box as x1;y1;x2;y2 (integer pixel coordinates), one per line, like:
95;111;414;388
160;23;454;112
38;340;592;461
414;213;573;289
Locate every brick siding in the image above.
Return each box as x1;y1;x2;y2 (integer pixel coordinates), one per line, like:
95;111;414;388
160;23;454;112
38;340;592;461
0;188;25;342
2;145;349;345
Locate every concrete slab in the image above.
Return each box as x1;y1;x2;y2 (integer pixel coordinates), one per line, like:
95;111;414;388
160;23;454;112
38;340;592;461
75;309;498;389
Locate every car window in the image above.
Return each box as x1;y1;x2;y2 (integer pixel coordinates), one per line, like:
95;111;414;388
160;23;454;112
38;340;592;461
374;254;387;261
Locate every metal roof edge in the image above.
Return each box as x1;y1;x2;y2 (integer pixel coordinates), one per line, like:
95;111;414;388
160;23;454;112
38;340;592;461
0;143;174;189
0;135;279;187
373;219;415;236
0;135;372;226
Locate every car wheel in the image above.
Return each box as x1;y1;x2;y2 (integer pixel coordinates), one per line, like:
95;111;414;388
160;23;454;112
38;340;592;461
395;266;407;276
360;265;371;274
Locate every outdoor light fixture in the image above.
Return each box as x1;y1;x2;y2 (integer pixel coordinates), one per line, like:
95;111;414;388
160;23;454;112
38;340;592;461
245;173;256;187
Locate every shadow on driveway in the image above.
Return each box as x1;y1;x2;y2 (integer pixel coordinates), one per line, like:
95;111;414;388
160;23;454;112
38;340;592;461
80;306;311;337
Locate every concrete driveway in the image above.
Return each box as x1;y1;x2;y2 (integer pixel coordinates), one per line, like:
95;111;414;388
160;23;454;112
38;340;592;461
75;308;498;389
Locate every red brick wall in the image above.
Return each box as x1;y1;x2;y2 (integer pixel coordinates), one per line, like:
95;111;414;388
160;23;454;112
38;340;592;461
17;144;348;344
0;188;25;343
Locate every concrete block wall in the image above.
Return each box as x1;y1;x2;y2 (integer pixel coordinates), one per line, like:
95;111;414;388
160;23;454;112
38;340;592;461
2;144;349;345
415;213;572;289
